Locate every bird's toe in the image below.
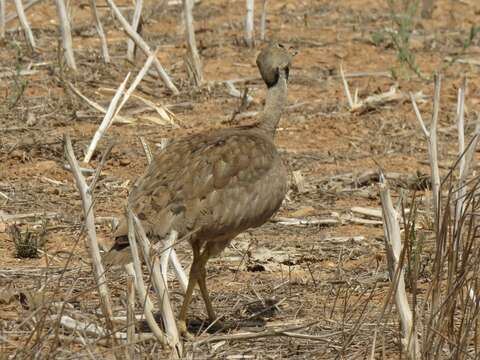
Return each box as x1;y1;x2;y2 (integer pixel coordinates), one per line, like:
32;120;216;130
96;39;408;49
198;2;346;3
177;320;194;339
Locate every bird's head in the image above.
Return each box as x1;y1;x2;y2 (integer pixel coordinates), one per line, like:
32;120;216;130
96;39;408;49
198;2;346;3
256;43;297;88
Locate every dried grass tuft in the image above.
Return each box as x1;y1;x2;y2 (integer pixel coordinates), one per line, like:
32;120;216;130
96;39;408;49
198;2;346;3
8;219;47;259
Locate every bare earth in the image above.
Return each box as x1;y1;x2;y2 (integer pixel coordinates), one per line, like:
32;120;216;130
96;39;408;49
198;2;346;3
1;0;480;358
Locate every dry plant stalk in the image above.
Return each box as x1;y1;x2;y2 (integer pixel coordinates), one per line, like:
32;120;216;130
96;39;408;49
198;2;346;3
340;64;423;112
126;275;136;360
127;0;143;62
160;231;175;284
169;0;199;4
104;0;179;94
182;0;203;86
89;0;110;63
84;72;130;163
292;170;306;193
158;137;172;150
84;48;159;163
226;81;253;103
99;86;175;126
369;74;480;358
13;0;36;50
445;57;480;67
454;77;466;248
351;207;383;219
168;238;188;293
456;79;466;182
353;87;402;112
451;78;480;245
0;0;5;38
55;315;139;339
5;0;43;23
139;136;153;164
462;115;480;184
67;82;131;123
124;209;169;346
125;265;169;344
420;174;480;358
244;0;254;47
410;74;441;230
407;74;480;358
340;63;356;109
260;0;267;41
64;135;118;351
112;50;159;117
379;178;419;359
132;215;182;356
55;0;77;71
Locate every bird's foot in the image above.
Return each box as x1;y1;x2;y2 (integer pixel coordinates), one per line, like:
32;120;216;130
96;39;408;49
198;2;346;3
177;320;194;340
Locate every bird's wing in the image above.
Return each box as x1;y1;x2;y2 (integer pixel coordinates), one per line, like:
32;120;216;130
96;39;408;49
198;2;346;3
106;130;286;260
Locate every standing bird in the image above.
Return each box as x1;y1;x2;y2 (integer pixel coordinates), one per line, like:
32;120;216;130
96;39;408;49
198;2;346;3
105;43;295;334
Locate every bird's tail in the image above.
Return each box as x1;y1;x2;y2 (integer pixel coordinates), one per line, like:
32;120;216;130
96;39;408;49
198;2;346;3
102;217;133;266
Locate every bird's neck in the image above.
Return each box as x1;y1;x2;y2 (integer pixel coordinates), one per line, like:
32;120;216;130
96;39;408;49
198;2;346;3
256;75;288;138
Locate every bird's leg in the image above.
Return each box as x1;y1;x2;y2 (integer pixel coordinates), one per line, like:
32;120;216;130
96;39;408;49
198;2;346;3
177;242;201;335
197;248;217;323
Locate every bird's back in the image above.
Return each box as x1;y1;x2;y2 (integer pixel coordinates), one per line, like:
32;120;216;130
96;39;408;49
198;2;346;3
112;126;287;254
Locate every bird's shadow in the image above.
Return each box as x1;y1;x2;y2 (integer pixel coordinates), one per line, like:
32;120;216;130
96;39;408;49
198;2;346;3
137;299;279;334
187;317;267;334
186;297;280;334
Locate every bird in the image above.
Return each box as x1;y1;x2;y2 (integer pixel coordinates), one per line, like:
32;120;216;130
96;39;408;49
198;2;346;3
104;43;295;334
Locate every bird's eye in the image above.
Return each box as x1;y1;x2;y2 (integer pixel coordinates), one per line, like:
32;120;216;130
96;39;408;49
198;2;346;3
278;43;284;48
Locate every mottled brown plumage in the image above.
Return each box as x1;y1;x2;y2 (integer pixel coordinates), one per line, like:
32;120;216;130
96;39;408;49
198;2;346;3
105;43;295;333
